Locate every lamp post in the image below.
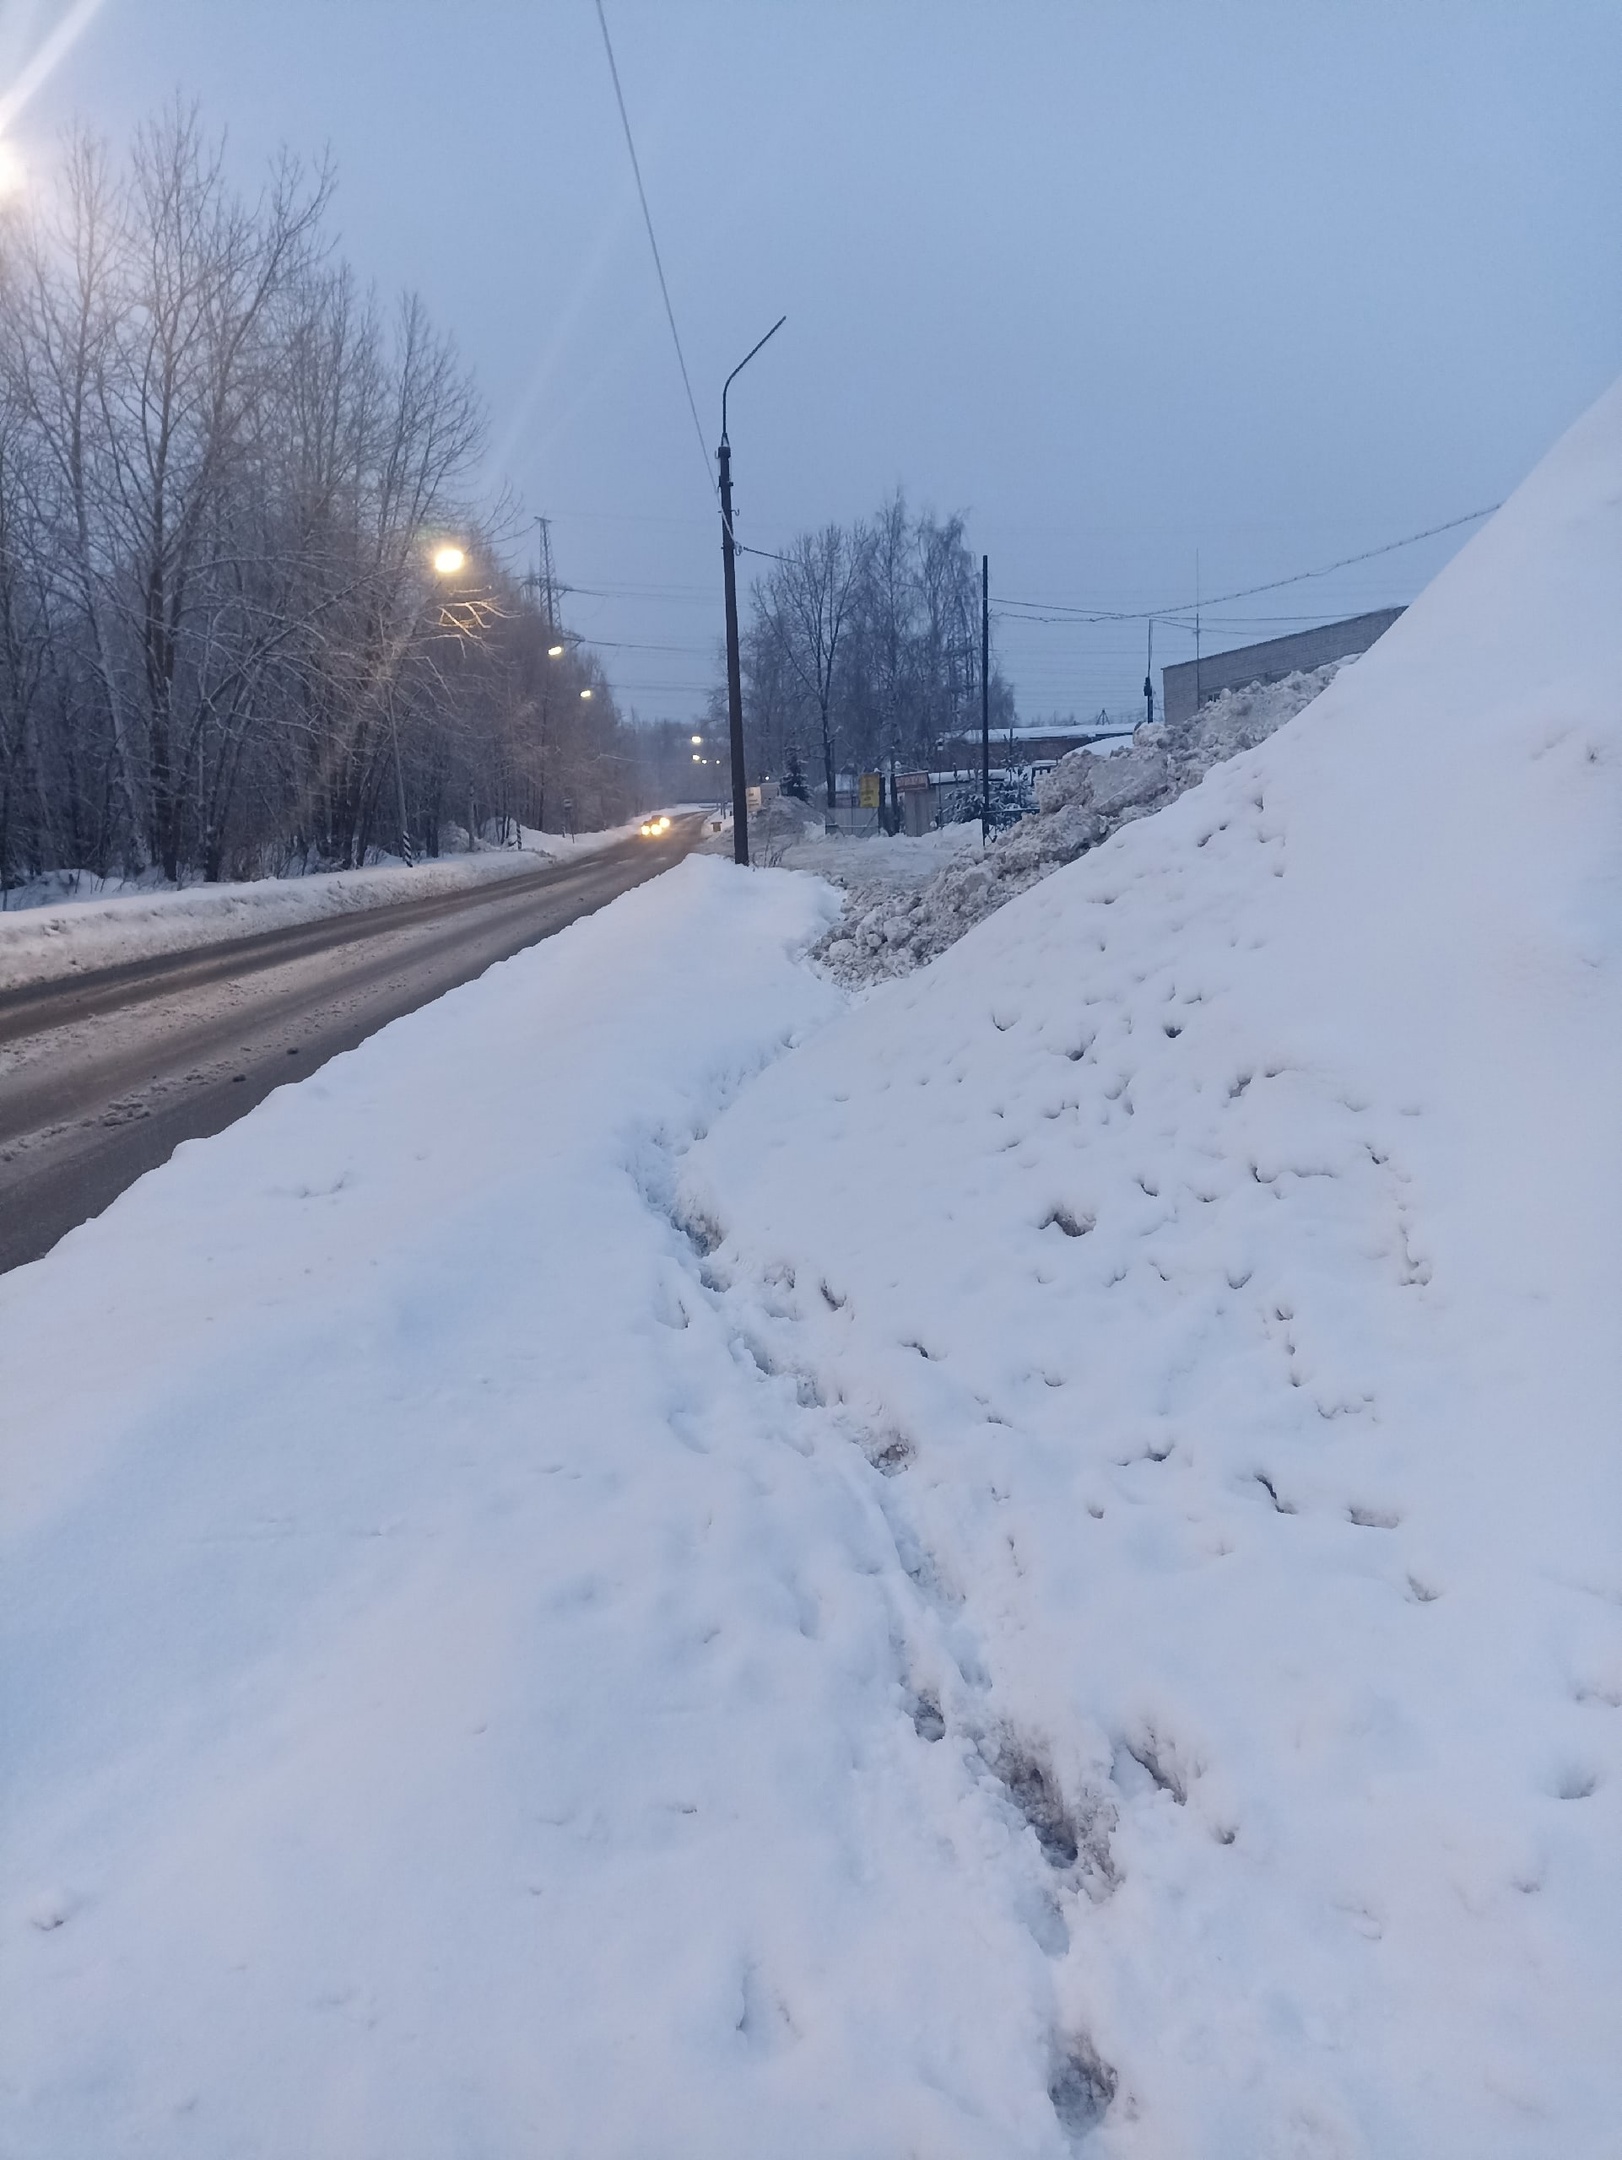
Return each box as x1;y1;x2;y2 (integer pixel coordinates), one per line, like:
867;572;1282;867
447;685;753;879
390;538;473;863
718;316;785;868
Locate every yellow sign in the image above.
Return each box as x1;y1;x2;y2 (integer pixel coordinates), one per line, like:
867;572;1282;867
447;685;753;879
858;772;882;809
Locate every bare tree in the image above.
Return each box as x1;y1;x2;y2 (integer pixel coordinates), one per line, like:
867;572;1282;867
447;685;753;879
732;497;1015;819
761;521;867;810
0;105;716;897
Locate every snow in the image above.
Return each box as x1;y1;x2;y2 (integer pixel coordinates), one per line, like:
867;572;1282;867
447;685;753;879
680;387;1622;2148
777;818;980;889
0;822;638;994
4;377;1620;2157
817;663;1346;986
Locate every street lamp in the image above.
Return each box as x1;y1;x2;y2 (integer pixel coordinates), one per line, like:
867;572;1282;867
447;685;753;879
432;544;466;577
718;315;785;868
548;642;565;658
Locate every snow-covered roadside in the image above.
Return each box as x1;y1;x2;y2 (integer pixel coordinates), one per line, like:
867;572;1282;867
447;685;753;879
3;855;1119;2158
676;387;1622;2152
0;822;640;994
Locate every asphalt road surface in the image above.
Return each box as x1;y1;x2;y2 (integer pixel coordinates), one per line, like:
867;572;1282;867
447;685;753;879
0;820;701;1275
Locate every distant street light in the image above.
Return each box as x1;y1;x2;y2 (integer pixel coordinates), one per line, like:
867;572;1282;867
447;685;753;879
548;643;565;658
691;734;703;745
580;688;593;701
432;544;466;576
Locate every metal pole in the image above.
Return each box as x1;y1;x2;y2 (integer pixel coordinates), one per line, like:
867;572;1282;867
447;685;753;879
387;691;413;867
980;554;990;846
719;436;749;866
715;315;785;872
1144;618;1155;728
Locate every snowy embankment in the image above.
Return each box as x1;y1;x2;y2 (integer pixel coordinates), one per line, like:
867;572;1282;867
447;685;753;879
816;664;1343;986
677;386;1622;2150
0;824;635;994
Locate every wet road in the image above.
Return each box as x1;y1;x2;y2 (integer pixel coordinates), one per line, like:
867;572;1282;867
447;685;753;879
0;822;699;1274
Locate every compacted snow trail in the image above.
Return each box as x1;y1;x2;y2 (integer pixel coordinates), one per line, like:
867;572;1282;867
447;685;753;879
2;859;1104;2159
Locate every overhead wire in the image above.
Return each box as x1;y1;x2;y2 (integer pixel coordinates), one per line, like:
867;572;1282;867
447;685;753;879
994;505;1499;624
592;0;715;500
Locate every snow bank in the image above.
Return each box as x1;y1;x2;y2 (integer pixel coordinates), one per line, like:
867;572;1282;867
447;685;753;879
0;824;637;994
680;386;1622;2152
6;854;1122;2158
818;663;1342;985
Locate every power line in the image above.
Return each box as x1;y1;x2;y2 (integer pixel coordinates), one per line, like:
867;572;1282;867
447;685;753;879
592;0;714;499
994;504;1499;624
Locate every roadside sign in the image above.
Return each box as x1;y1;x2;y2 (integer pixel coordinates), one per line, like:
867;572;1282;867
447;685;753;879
746;785;762;811
858;772;882;809
895;770;929;792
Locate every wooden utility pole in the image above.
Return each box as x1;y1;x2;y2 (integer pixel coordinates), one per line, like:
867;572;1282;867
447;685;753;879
980;554;991;844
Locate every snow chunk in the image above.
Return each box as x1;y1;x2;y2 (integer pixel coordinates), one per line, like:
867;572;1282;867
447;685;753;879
816;663;1343;985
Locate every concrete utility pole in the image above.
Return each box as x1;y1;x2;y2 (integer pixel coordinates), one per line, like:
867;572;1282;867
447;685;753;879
980;554;991;845
718;437;749;866
718;317;786;870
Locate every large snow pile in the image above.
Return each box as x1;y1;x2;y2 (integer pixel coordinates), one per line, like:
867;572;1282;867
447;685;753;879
678;387;1622;2150
818;662;1342;986
0;823;636;993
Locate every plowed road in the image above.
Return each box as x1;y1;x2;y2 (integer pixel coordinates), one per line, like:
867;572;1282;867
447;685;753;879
0;822;700;1274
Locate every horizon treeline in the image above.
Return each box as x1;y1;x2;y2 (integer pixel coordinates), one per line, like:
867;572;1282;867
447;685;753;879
0;107;645;898
722;494;1016;798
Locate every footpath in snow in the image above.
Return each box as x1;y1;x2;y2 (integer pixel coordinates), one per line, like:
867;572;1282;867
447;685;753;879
3;857;1101;2157
4;379;1621;2157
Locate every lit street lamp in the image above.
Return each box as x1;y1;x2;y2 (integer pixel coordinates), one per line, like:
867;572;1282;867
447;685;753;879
432;544;466;577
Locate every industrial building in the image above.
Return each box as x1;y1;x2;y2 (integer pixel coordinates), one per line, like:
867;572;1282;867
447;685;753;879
1161;607;1405;727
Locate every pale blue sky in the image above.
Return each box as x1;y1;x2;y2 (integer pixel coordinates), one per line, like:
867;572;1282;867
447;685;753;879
5;0;1620;721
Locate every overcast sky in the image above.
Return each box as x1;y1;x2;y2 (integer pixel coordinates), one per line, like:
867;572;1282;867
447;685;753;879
5;0;1621;724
